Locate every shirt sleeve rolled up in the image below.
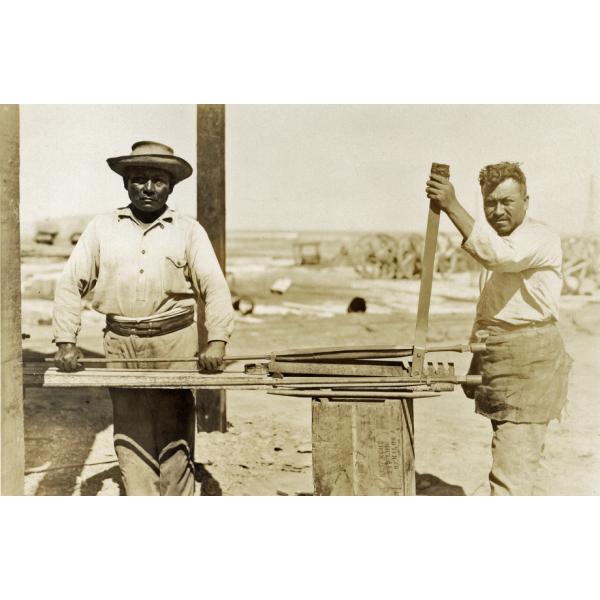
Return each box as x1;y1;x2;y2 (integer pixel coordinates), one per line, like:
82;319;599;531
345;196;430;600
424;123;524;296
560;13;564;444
462;219;561;273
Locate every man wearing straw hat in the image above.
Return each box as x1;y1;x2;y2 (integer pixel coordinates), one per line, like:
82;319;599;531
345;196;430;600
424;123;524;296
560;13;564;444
52;141;234;496
426;162;572;495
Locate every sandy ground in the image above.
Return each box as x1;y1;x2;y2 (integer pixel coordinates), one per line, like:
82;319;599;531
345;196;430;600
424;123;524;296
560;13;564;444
20;249;600;496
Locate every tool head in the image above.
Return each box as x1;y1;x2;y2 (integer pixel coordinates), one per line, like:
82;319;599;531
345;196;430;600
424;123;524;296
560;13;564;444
431;163;450;178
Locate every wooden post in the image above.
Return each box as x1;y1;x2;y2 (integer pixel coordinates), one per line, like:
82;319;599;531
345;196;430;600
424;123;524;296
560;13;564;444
0;104;25;495
196;104;227;433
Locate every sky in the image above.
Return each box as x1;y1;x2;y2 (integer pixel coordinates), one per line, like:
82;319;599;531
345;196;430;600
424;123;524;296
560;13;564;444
20;104;600;235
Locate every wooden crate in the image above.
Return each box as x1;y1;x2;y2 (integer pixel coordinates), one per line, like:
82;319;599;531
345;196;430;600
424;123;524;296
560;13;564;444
312;398;415;496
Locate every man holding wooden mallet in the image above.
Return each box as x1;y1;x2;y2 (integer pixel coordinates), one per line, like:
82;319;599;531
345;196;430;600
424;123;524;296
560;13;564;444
52;141;234;495
426;162;572;495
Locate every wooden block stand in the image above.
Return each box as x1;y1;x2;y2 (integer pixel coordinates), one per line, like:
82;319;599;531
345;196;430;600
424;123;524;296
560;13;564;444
312;399;415;496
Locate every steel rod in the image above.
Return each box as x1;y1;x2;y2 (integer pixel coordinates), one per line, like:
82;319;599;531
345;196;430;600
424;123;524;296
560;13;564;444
272;382;427;389
37;341;485;366
268;390;440;399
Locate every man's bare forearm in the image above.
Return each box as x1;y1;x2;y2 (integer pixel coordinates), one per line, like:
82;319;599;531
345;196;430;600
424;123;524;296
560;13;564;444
445;199;475;241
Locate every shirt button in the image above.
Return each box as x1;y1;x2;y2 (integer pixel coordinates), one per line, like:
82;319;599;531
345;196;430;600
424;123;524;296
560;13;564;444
140;269;144;274
141;249;146;254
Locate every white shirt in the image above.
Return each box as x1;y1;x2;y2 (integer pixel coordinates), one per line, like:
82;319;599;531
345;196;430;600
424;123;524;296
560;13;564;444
53;206;234;344
462;217;563;329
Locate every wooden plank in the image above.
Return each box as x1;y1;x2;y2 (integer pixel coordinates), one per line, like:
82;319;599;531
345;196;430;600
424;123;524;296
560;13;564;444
412;163;449;377
23;368;275;389
0;104;25;495
23;367;481;389
196;104;227;432
312;400;415;495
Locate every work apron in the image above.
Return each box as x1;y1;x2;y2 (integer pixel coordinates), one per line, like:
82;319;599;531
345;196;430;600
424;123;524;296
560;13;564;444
468;321;572;423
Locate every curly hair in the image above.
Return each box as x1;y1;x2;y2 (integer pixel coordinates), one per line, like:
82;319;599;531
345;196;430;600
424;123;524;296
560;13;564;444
479;162;526;197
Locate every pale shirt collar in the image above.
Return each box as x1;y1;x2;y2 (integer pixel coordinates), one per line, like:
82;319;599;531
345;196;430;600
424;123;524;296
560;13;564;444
476;215;532;237
116;205;177;228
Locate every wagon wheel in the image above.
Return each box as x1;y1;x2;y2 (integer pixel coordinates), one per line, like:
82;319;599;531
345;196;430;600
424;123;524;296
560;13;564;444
351;233;399;279
435;233;456;276
396;236;419;279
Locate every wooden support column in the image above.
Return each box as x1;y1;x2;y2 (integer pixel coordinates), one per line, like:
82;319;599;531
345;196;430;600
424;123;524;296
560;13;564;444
0;104;25;495
196;104;227;433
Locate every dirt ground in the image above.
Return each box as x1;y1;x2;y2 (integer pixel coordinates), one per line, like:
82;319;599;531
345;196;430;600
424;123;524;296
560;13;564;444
20;237;600;496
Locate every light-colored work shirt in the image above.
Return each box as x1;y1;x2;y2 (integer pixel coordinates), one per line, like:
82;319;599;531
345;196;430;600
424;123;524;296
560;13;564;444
53;206;234;344
462;217;563;330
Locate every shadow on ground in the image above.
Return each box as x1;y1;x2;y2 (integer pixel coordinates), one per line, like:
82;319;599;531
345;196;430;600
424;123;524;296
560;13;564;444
416;472;466;496
24;347;114;496
77;462;222;496
80;465;124;496
195;463;223;496
78;468;459;496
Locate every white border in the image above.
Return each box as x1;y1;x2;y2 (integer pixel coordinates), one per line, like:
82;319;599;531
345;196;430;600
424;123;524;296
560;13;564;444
2;1;598;598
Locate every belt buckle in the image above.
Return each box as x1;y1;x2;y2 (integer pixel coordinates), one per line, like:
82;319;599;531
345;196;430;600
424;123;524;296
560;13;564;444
110;311;192;337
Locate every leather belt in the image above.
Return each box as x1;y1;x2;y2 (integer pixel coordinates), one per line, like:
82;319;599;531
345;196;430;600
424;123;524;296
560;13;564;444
106;310;195;338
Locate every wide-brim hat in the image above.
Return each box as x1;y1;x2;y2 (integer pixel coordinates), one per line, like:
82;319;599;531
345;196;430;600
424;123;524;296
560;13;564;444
107;141;193;186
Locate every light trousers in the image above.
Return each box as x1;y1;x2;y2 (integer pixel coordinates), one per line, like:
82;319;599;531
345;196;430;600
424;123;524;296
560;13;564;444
489;419;548;496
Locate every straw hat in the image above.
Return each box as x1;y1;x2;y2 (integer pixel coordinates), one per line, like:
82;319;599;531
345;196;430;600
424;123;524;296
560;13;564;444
107;141;193;186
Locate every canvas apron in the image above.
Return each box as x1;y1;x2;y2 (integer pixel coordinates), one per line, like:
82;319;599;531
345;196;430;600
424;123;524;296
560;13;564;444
467;321;572;423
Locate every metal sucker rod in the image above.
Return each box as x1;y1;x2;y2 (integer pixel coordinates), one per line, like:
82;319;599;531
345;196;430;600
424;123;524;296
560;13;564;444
268;389;440;399
38;341;486;366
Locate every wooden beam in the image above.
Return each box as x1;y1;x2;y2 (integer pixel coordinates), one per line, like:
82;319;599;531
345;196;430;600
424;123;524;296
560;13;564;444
196;104;227;432
23;368;276;389
412;163;449;377
22;368;480;389
0;104;25;495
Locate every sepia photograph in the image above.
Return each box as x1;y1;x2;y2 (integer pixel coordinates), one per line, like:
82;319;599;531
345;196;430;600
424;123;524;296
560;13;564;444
1;104;598;497
3;3;599;598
